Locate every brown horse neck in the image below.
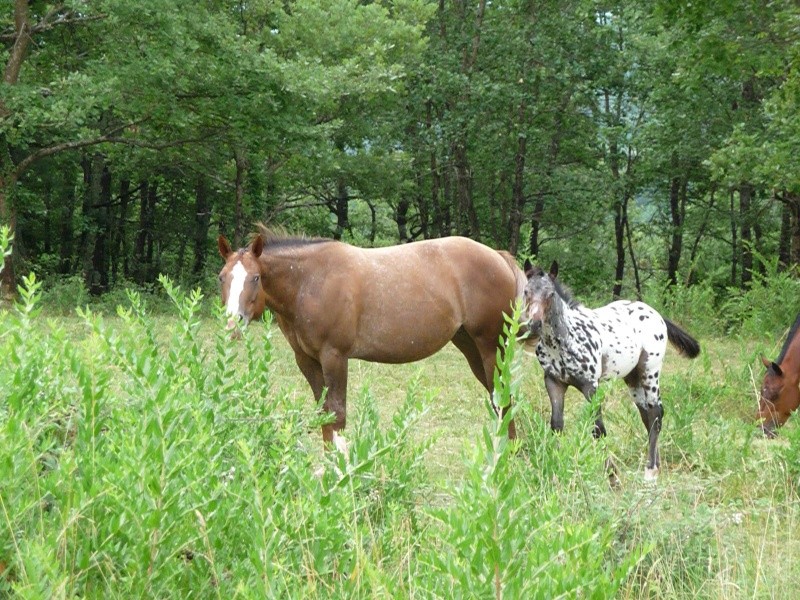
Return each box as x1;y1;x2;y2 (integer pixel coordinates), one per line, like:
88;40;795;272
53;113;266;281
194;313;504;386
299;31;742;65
257;244;332;318
778;332;800;378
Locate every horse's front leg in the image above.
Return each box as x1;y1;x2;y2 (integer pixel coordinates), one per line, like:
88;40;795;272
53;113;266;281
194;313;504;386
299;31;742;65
320;348;349;451
576;381;605;438
544;374;568;432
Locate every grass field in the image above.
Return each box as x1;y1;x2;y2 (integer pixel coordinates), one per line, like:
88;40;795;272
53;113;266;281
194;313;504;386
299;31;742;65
2;281;800;598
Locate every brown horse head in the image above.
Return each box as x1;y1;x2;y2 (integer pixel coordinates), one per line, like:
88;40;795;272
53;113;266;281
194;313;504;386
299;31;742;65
218;234;267;333
758;355;799;437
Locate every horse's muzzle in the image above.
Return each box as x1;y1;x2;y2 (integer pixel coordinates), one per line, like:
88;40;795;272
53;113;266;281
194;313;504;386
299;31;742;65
759;421;778;439
226;315;248;340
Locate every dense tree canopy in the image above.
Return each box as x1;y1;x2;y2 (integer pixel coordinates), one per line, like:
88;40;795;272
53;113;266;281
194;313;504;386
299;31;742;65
2;0;799;300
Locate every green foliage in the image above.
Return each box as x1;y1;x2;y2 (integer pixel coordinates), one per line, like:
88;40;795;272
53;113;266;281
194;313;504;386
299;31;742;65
5;281;800;596
418;310;644;598
720;250;800;337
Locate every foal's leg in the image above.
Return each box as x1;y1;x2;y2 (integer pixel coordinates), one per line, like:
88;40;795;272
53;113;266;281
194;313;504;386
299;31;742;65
544;374;568;432
576;381;605;438
625;367;663;481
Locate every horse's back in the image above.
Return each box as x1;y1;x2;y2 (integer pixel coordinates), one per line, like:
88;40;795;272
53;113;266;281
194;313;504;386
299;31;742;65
336;237;521;361
592;300;668;378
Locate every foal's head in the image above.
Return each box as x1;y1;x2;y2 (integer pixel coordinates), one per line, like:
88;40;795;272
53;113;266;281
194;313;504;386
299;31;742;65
757;356;799;437
218;234;267;333
522;260;560;341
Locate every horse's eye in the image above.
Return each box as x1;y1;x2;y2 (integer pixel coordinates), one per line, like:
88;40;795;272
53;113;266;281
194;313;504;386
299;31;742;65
253;275;260;283
218;274;224;282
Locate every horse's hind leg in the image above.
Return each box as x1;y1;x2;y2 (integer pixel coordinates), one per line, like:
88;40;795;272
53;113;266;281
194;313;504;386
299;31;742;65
636;403;663;479
451;328;516;439
625;363;663;481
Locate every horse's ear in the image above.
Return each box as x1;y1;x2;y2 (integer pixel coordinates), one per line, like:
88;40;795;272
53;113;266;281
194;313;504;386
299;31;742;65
549;260;559;279
218;235;233;259
524;258;534;277
251;234;264;258
760;355;772;369
772;361;783;376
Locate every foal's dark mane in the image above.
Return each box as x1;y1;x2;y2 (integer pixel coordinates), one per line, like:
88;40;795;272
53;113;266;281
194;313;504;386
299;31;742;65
552;276;580;310
776;312;800;364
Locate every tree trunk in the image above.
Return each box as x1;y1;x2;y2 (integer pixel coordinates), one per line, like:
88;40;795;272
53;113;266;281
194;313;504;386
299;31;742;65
334;178;349;240
453;141;480;239
110;179;131;285
79;156;100;292
134;181;158;285
508;101;527;256
426;100;445;238
778;199;791;270
234;148;248;248
58;180;76;275
729;190;738;286
396;197;410;242
685;187;716;286
739;183;753;288
528;95;567;259
666;157;686;286
789;195;800;267
612;196;627;299
89;162;112;294
193;176;211;280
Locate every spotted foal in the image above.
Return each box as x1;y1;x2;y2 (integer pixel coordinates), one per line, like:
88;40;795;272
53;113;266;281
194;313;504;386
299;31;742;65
522;260;700;481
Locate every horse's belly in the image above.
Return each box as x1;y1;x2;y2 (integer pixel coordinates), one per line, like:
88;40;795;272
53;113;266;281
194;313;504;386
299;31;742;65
600;347;641;379
348;317;457;363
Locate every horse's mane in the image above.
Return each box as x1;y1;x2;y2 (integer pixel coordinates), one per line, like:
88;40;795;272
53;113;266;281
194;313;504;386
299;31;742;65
253;222;333;250
776;313;800;364
553;278;580;309
527;264;580;309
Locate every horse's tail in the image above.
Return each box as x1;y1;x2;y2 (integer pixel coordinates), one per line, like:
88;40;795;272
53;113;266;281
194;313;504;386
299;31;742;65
665;318;701;359
496;250;527;305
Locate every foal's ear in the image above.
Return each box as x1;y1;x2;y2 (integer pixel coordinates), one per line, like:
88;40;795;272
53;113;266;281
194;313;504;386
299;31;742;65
772;361;783;376
524;258;534;277
251;234;264;258
218;235;233;259
549;260;559;278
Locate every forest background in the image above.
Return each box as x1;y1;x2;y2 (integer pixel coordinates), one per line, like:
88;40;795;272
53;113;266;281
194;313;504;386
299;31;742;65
2;0;800;317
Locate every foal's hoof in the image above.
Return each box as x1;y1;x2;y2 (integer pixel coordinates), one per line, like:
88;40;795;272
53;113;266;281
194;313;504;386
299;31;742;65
644;467;659;482
604;457;621;489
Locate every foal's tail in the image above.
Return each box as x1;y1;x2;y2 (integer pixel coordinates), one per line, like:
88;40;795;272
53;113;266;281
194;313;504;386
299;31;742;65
665;318;701;358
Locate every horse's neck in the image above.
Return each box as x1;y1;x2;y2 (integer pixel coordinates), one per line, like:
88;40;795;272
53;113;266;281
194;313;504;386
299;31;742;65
544;296;575;345
258;248;323;317
779;333;800;382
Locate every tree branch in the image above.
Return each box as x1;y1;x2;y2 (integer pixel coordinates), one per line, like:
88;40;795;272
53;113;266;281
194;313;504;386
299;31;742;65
14;126;212;179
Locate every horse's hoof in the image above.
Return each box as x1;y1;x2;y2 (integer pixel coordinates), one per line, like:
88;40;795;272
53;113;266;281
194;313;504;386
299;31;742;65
605;457;621;489
644;467;659;482
332;432;349;455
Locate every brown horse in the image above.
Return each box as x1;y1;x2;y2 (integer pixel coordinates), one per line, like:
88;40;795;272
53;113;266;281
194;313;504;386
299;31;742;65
217;227;526;448
758;314;800;437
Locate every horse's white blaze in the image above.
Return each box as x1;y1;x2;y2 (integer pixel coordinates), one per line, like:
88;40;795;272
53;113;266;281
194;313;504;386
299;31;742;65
226;261;247;319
